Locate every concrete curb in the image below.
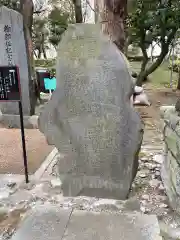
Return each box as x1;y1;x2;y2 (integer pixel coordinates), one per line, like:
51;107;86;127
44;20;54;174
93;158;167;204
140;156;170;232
33;148;58;180
0;114;39;129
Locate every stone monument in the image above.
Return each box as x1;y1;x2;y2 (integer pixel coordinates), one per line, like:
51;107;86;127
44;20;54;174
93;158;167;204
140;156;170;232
39;24;143;199
0;6;34;126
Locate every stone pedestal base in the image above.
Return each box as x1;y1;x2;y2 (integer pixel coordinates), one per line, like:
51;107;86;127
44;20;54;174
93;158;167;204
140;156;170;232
57;153;138;200
60;174;129;200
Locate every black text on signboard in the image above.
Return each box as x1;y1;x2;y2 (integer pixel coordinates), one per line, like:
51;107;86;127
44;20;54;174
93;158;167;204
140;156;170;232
0;66;21;101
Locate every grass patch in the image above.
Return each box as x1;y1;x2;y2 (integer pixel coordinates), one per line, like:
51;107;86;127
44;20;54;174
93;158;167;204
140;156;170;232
130;60;178;88
34;59;56;70
150;65;177;88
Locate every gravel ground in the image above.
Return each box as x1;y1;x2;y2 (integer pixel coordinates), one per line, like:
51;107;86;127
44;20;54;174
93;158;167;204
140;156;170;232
130;118;180;230
0;119;180;240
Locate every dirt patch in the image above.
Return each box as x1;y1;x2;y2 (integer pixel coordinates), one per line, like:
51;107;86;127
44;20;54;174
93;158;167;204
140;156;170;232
136;86;180;123
0;128;53;175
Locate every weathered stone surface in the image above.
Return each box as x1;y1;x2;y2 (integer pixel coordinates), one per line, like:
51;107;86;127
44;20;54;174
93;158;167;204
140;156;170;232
160;106;176;119
0;6;33;115
39;24;143;199
11;206;72;240
65;210;162;240
160;106;180;213
160;221;180;240
11;205;162;240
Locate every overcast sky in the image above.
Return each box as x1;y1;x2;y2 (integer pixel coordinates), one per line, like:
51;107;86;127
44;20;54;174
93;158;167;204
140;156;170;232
33;0;48;9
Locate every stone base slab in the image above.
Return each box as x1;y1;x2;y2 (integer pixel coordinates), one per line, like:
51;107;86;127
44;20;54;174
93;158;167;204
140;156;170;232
11;205;162;240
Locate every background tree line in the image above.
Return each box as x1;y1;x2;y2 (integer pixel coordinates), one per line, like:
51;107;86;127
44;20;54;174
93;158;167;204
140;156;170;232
1;0;180;88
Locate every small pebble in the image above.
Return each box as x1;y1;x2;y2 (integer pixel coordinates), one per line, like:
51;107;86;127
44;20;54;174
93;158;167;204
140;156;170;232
155;171;160;177
139;173;146;178
50;179;62;188
156;164;161;168
144;208;150;213
153;154;164;164
159;184;165;191
141;157;148;162
152;174;156;179
140;200;146;205
149;179;161;188
140;206;146;213
159;203;168;208
144;163;156;170
142;194;149;200
7;182;16;188
156;195;167;201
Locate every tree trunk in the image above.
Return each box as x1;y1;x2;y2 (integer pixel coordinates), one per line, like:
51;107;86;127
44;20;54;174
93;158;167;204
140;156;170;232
20;0;36;115
33;49;38;58
72;0;83;23
43;46;47;59
96;0;127;52
20;0;33;59
136;42;170;86
124;36;132;56
94;0;99;23
136;57;149;86
37;48;41;59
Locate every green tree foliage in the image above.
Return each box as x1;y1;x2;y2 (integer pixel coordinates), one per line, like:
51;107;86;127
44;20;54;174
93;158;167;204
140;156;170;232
0;0;19;9
48;6;72;48
33;17;49;58
128;0;180;86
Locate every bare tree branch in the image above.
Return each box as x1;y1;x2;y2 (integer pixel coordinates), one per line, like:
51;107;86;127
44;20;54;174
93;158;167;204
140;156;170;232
33;8;47;14
86;0;95;12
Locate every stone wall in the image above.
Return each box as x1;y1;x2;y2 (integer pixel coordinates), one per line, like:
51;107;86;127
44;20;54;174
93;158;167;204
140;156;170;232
160;106;180;213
